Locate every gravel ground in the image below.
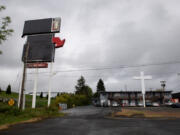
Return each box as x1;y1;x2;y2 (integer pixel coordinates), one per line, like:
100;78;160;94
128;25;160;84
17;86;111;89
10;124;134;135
61;106;120;118
1;106;180;135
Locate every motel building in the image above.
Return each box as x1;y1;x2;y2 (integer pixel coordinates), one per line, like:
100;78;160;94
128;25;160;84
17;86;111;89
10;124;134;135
99;91;172;107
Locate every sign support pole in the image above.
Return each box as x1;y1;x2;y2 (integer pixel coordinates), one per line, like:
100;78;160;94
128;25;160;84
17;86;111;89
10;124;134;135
18;75;22;108
32;68;38;108
23;89;26;110
19;43;29;110
48;62;53;107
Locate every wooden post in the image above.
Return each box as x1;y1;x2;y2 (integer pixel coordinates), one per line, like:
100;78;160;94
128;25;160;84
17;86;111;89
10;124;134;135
19;43;29;110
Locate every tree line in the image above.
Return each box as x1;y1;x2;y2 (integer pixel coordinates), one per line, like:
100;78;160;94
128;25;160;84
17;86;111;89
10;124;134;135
0;84;12;94
55;76;106;107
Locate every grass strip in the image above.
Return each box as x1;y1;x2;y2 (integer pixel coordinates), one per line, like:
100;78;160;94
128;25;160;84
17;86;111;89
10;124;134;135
0;102;65;130
113;108;180;118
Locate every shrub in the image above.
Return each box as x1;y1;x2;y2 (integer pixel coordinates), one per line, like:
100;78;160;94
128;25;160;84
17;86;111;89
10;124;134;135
55;93;91;108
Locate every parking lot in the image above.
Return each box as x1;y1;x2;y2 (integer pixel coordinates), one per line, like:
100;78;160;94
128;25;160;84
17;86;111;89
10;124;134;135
1;106;180;135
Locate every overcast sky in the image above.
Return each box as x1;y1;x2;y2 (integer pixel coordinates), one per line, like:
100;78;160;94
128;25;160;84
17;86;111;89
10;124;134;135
1;0;180;94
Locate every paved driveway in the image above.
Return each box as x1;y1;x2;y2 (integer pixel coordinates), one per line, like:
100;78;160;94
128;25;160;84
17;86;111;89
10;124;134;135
1;106;180;135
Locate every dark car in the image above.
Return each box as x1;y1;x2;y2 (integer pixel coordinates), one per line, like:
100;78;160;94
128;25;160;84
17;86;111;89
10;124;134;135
171;103;180;108
146;102;152;107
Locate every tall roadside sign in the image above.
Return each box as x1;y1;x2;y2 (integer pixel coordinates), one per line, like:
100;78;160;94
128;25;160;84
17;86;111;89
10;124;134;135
19;18;65;110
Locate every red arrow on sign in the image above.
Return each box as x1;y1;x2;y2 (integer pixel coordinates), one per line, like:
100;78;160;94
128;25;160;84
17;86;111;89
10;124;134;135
52;37;65;48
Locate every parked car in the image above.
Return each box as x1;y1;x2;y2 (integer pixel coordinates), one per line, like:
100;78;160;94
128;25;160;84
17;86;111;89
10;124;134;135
138;103;144;107
146;102;152;107
94;101;101;107
129;102;136;107
165;102;173;106
103;102;108;107
112;102;119;107
152;102;160;107
171;103;180;108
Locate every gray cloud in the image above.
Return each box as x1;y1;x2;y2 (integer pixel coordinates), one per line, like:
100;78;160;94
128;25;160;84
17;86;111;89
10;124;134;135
0;0;180;93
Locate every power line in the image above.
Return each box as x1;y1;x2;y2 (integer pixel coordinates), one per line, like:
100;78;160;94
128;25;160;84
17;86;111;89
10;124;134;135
27;60;180;74
27;71;179;78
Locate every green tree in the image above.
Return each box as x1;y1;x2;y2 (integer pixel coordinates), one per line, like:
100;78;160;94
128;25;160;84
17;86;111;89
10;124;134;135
56;92;60;97
84;85;93;99
75;76;86;95
94;79;106;98
97;79;105;92
0;87;1;93
0;5;14;54
6;84;11;94
75;76;93;100
40;92;43;98
93;92;99;98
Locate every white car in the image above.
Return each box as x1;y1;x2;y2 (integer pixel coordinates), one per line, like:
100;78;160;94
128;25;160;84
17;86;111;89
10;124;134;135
112;102;119;107
138;103;144;107
130;102;136;106
152;102;160;107
165;102;173;106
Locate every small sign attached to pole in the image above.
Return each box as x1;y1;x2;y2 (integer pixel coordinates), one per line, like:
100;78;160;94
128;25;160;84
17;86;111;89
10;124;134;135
27;63;48;68
8;99;15;106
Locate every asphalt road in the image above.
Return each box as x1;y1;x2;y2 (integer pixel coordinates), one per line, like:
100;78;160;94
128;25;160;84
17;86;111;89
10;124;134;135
1;106;180;135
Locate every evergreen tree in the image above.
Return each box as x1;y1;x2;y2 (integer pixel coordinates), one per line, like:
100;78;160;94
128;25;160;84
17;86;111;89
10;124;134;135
6;84;11;94
94;79;105;98
0;87;1;93
75;76;86;94
46;94;48;99
75;76;93;98
40;92;43;98
97;79;106;92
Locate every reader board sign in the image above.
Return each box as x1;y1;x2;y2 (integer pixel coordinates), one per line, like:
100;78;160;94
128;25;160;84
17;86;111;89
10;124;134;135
22;43;55;63
27;63;48;68
27;33;54;43
22;34;55;63
22;18;61;37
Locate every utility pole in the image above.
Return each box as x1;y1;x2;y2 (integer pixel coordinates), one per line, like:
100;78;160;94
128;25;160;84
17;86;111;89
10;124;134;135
124;84;127;91
160;81;166;91
19;43;29;110
160;81;166;104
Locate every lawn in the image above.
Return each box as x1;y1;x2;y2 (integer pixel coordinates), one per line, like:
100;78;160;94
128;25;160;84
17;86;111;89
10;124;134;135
0;91;54;108
0;91;64;128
